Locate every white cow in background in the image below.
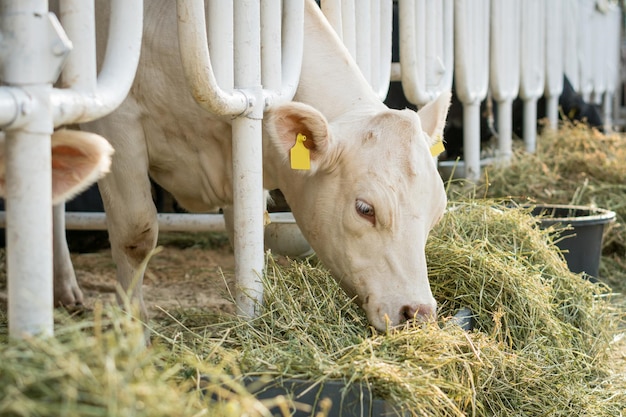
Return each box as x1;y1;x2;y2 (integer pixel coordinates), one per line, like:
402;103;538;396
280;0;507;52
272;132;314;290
56;0;450;331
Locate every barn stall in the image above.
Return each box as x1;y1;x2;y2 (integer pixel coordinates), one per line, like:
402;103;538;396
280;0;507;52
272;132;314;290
1;0;626;416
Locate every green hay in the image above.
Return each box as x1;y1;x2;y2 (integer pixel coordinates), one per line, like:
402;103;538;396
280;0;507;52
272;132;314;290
155;201;625;416
0;306;297;417
0;308;191;416
455;122;626;292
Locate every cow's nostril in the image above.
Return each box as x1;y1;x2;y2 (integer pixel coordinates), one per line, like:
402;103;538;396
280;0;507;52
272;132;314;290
400;304;437;323
401;305;417;321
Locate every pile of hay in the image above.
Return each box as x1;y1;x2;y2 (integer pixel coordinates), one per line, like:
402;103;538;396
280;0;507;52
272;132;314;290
157;201;625;416
464;122;626;291
0;307;193;416
0;305;293;417
0;200;624;416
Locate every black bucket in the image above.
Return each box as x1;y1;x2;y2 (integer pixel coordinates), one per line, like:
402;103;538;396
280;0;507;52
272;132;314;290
531;204;616;278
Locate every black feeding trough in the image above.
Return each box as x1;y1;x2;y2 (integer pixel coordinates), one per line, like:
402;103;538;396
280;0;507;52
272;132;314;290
530;204;616;278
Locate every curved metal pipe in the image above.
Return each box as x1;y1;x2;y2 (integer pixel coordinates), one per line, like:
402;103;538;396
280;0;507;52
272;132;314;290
264;0;303;109
52;0;143;125
176;0;250;117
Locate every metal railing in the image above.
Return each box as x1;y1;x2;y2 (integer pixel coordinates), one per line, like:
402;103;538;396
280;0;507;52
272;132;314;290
0;0;142;338
175;0;304;318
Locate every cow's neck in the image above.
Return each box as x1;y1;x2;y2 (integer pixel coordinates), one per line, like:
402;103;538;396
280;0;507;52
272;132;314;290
294;0;384;121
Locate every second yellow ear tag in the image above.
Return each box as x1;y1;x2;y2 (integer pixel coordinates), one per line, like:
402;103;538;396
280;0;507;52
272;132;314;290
290;133;311;170
430;136;445;157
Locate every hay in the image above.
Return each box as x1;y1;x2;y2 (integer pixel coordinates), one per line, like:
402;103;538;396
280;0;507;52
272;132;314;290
0;307;192;416
460;121;626;292
155;201;624;416
0;201;624;415
0;305;295;417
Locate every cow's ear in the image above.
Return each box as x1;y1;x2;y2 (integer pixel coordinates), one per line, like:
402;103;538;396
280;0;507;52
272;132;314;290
50;129;114;204
417;91;451;143
266;102;337;173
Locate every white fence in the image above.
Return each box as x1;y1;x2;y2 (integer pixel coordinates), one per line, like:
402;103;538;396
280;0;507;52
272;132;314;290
1;0;623;338
330;0;622;180
459;0;620;179
176;0;304;319
0;0;142;338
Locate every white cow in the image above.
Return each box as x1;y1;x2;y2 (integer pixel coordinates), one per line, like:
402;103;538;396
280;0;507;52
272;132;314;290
59;0;450;331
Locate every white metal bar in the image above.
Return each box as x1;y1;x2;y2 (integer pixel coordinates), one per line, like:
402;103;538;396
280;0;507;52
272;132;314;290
544;0;563;130
496;100;513;161
263;0;304;108
261;0;282;92
0;212;227;232
0;212;318;234
0;87;36;129
577;0;594;101
562;1;580;92
523;98;538;152
59;0;97;92
376;0;392;99
6;127;54;338
51;0;143;126
354;0;372;84
591;2;606;105
399;0;454;106
1;0;60;338
207;0;234;89
176;0;250;117
489;0;520;162
603;4;622;130
462;102;481;180
519;0;545;153
369;0;381;94
232;0;265;318
454;0;490;180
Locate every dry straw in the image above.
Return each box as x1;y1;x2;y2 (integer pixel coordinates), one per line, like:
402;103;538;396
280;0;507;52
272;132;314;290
156;201;624;416
470;121;626;291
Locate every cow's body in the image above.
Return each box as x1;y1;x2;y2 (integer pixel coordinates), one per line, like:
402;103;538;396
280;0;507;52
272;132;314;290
60;0;450;331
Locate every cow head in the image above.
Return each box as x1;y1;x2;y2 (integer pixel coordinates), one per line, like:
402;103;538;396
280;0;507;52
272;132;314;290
265;92;450;331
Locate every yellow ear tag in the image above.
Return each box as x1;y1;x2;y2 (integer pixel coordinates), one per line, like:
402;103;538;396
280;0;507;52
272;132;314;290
430;136;445;157
290;133;311;170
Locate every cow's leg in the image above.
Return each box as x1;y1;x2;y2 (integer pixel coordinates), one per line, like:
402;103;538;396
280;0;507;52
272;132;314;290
52;203;84;308
86;118;156;322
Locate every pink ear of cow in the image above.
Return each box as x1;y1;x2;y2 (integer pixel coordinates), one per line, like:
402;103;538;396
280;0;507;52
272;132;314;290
266;102;338;172
417;91;452;144
0;130;113;204
50;129;114;204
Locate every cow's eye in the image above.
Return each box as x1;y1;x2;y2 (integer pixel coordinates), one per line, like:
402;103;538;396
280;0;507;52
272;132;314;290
356;199;375;224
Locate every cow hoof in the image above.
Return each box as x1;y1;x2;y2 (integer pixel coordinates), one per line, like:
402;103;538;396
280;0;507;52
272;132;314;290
62;303;88;316
54;287;85;311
